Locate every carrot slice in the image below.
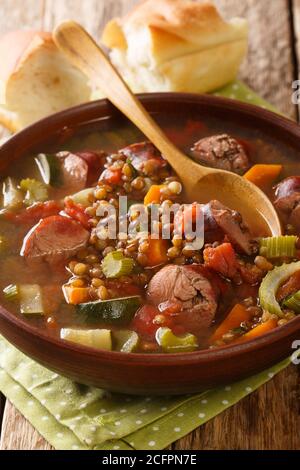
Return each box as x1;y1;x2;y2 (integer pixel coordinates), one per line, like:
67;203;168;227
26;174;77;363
210;303;251;343
234;318;278;344
244;164;282;190
63;285;91;305
144;185;165;205
147;238;169;266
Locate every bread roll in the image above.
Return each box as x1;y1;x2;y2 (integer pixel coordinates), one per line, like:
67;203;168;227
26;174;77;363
101;0;248;94
0;31;91;131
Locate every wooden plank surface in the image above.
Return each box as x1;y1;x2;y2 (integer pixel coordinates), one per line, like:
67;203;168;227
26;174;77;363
0;0;300;450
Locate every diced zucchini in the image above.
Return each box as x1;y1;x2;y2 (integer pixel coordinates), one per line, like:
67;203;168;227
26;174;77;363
259;261;300;317
2;177;23;209
35;153;62;186
102;251;134;278
19;284;44;315
259;236;297;259
20;178;48;206
282;290;300;314
60;328;112;350
3;284;19;302
156;327;198;353
113;330;139;352
70;187;94;207
76;296;141;325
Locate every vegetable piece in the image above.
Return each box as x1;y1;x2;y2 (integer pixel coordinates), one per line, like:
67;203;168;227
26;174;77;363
282;290;300;314
70;188;94;207
76;296;141;325
203;243;238;279
2;177;23;209
259;235;297;259
20;179;48;206
244;164;282;190
63;285;91;305
64;198;90;229
3;284;19;302
144;185;165;205
113;330;139;352
131;304;161;340
60;328;112;350
4;200;62;225
156;327;198;353
259;261;300;317
234;319;278;344
147;238;169;267
100;167;122;185
102;251;134;278
19;284;44;315
35;153;62;186
210;304;251;343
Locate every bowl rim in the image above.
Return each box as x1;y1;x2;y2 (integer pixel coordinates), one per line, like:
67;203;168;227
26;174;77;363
1;91;300;366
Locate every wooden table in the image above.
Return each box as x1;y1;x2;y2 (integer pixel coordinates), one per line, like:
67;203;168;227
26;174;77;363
0;0;300;450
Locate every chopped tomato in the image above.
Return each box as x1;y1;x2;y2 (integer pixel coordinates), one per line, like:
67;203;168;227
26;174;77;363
100;167;122;185
131;304;161;340
64;199;90;229
203;243;238;279
4;200;62;225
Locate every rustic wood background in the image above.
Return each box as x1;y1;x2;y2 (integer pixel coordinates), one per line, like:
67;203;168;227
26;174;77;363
0;0;300;450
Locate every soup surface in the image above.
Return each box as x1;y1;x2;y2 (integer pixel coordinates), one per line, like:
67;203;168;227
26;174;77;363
1;113;300;354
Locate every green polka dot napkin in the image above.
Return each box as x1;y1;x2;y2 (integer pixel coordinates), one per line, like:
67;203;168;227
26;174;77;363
0;81;293;450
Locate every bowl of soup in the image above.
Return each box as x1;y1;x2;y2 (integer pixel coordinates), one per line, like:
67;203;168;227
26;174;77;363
0;93;300;394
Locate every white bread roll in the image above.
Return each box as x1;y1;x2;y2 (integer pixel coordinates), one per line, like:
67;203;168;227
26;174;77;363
0;31;91;132
101;0;248;94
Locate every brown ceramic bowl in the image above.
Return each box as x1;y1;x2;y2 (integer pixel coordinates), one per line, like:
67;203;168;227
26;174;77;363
0;93;299;395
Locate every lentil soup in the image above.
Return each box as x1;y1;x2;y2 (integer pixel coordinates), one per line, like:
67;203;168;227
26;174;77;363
1;112;300;354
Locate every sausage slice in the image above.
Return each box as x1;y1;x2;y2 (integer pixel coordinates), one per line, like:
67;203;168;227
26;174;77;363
147;264;218;329
191;134;249;174
21;215;89;264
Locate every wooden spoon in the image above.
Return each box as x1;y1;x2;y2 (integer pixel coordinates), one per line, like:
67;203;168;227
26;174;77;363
53;21;281;236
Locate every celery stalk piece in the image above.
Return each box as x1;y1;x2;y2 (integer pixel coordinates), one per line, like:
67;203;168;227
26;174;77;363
102;251;134;278
282;290;300;314
259;235;298;258
156;327;198;353
259;261;300;317
20;178;48;206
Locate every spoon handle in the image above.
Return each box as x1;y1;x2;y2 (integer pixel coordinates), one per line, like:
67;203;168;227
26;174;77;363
53;21;206;179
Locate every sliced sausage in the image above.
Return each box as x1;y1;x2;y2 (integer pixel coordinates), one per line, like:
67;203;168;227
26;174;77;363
57;151;89;192
120;141;167;174
274;176;300;231
21;215;89;264
147;264;218;330
191;134;250;174
75;150;106;185
203;200;257;255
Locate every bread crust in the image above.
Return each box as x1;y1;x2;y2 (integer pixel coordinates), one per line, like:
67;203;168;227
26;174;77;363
0;31;91;130
101;0;248;93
